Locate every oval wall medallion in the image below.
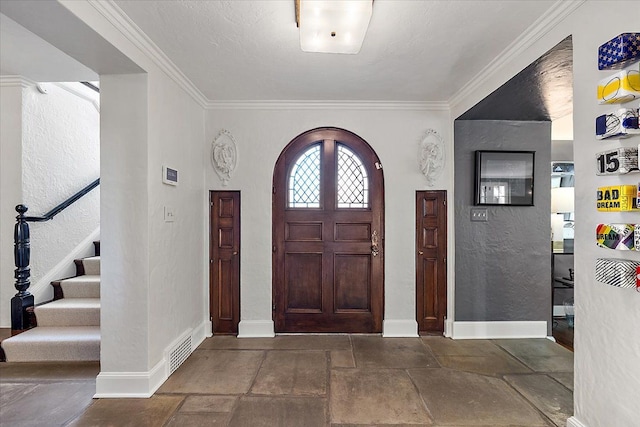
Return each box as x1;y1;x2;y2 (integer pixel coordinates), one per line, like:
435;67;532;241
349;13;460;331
419;129;445;187
211;129;238;186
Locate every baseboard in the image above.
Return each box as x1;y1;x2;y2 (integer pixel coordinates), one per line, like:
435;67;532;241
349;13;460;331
382;319;418;337
238;320;275;338
192;320;210;348
94;358;165;398
444;318;454;338
567;416;587;427
451;321;547;339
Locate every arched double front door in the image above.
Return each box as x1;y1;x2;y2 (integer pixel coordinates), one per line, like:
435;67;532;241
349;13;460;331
272;128;384;333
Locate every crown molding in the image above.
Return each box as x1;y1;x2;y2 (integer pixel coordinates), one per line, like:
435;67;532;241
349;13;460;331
87;0;209;108
0;75;35;88
448;0;585;109
205;100;449;111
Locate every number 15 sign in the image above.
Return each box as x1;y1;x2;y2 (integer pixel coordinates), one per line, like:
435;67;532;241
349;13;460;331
596;147;639;175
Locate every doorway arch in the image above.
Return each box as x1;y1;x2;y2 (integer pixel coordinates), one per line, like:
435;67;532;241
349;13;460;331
272;127;384;333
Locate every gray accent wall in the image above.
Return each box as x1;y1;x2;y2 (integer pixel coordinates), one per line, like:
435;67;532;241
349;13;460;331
454;120;551;329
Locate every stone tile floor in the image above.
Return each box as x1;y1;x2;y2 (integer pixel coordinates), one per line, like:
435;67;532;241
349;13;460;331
0;335;574;426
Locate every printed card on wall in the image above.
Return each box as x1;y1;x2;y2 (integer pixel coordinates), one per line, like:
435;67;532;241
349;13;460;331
595;108;639;139
597;66;640;104
595;258;640;289
595;147;639;175
596;224;637;250
596;185;639;211
598;33;640;70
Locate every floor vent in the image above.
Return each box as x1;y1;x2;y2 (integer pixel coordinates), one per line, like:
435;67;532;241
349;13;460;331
168;335;192;375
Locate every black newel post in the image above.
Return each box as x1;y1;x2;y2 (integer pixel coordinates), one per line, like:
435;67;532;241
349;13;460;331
11;204;34;333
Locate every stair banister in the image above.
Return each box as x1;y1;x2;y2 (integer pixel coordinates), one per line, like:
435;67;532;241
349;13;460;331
11;178;100;333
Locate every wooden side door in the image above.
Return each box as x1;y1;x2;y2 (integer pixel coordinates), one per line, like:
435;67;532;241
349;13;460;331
273;128;384;333
416;190;447;334
210;191;240;335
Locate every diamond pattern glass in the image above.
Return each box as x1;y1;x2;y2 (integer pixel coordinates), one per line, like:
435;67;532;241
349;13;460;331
289;145;321;208
337;144;368;208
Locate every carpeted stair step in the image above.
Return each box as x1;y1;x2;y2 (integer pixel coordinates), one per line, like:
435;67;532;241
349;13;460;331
34;298;100;327
53;275;100;299
1;326;100;362
74;256;100;276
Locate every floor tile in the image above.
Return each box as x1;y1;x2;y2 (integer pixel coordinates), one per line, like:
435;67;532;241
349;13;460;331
514;355;574;373
330;369;432;425
423;336;504;356
352;336;439;368
331;350;356;368
198;335;351;351
228;396;326;427
549;372;574;391
493;339;572;358
504;374;573;426
1;381;95;427
165;412;230;426
251;350;327;396
178;395;237;412
436;354;532;376
408;368;548;426
69;395;183;427
0;361;99;381
158;350;263;394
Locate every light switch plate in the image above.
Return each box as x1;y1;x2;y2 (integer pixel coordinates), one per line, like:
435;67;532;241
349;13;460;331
164;206;175;222
471;208;488;222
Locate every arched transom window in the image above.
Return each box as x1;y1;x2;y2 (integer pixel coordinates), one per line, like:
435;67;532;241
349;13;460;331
287;143;369;208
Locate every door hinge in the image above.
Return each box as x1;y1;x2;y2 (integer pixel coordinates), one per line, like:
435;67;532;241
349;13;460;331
375;162;383;170
272;304;276;310
443;199;446;206
210;201;214;207
443;257;447;264
272;186;276;194
210;259;214;264
272;245;277;253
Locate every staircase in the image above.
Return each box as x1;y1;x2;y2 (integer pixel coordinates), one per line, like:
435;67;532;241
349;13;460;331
1;242;101;362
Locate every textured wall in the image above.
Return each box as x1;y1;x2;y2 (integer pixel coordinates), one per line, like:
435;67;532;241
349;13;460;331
0;81;24;327
205;108;452;332
454;120;551;326
22;83;100;301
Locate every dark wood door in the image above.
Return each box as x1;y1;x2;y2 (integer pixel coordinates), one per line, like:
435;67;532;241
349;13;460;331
210;191;240;335
273;128;384;333
416;191;447;334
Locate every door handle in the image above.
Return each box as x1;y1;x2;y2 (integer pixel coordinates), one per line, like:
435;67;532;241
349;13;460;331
418;251;424;255
232;251;238;256
371;230;380;257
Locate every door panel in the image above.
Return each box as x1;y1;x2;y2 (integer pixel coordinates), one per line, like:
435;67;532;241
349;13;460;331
416;191;447;334
210;191;240;335
273;128;384;333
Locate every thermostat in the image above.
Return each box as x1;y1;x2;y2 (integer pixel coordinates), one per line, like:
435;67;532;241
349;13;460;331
162;166;178;186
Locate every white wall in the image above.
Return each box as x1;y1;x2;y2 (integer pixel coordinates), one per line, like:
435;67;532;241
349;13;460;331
54;1;207;396
451;2;639;425
22;82;100;303
205;107;452;336
0;78;24;327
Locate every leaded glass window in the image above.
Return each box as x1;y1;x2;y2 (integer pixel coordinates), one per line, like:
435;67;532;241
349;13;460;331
337;144;369;208
288;144;321;208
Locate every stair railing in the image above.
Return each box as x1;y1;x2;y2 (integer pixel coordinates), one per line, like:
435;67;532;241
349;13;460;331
12;178;100;334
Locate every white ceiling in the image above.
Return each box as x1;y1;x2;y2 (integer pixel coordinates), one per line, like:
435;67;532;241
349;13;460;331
112;0;558;102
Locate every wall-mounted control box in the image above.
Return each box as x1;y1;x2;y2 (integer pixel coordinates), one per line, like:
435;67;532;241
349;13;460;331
162;166;178;186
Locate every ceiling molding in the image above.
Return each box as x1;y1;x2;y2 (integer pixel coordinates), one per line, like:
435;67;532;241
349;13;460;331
448;0;584;110
205;100;449;111
87;0;209;108
0;75;35;88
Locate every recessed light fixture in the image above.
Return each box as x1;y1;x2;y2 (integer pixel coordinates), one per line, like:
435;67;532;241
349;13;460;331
295;0;373;54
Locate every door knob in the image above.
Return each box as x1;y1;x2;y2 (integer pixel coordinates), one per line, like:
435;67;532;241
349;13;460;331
418;251;424;255
232;251;238;255
371;230;380;257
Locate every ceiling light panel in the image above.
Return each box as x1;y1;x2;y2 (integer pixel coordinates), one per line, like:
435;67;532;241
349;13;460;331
299;0;373;54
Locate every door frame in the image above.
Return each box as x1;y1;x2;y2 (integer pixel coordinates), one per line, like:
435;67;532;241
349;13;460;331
272;127;385;333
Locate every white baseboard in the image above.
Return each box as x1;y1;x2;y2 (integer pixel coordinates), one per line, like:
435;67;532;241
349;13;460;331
444;318;454;338
567;416;587;427
451;321;547;339
238;320;275;338
192;320;211;348
382;319;418;337
94;358;165;398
